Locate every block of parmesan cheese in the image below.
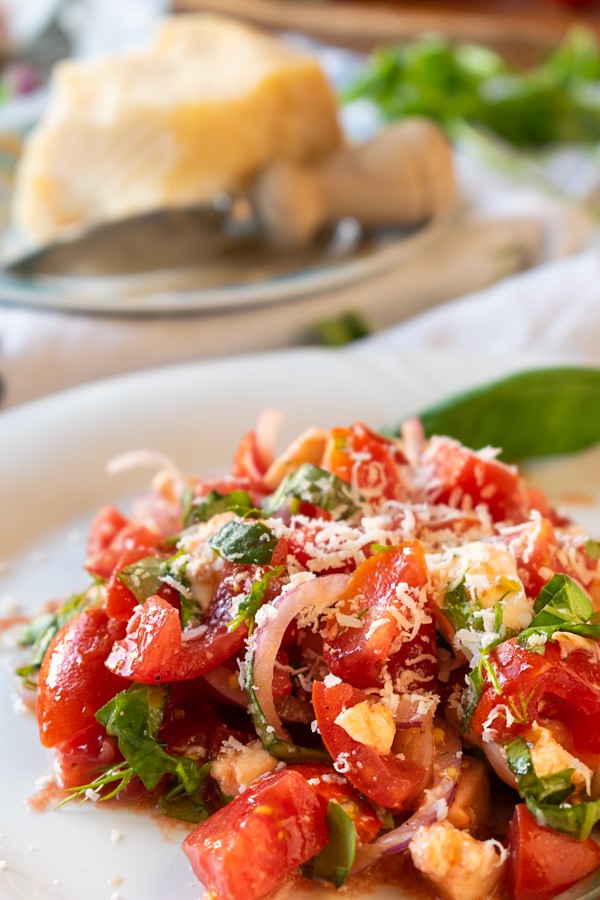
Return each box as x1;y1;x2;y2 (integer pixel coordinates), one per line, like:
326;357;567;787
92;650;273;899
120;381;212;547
13;15;342;244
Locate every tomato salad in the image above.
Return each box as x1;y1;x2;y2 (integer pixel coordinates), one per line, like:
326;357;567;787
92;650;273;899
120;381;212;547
16;415;600;900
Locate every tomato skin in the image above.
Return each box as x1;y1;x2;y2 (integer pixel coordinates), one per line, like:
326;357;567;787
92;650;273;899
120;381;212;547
312;680;425;811
86;521;165;580
322;542;429;688
289;763;380;844
54;723;121;789
232;431;269;492
507;805;600;900
425;439;526;522
86;506;128;558
37;609;127;748
470;638;600;754
324;422;406;503
106;565;280;683
182;769;328;900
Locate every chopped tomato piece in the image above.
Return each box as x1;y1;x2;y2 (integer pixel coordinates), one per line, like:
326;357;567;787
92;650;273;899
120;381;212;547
37;609;127;747
323;422;406;503
86;521;165;580
507;805;600;900
86;505;128;558
312;680;425;811
182;769;328;900
322;542;429;688
424;438;527;522
290;763;381;844
232;431;269;492
470;637;600;755
54;723;121;789
106;565;281;683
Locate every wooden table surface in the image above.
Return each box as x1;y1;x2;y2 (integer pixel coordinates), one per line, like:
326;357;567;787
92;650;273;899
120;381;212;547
174;0;600;61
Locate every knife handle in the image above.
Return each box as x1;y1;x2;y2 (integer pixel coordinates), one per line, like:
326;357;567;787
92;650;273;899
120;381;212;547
252;118;457;246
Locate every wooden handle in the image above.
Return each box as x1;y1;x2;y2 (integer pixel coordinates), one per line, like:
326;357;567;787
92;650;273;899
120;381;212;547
252;118;457;246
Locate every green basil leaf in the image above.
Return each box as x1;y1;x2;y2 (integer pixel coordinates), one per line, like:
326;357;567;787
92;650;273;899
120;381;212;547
309;800;357;888
227;567;284;635
525;796;600;841
245;655;330;764
184;489;254;527
442;580;479;632
118;556;165;604
16;586;98;686
313;311;370;347
401;367;600;462
585;540;600;561
531;574;594;626
262;464;361;520
506;738;575;805
210;520;277;565
118;551;197;628
96;684;209;797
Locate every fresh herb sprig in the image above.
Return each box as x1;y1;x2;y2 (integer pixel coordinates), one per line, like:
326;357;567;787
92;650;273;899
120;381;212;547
345;27;600;148
64;684;210;822
262;464;362;520
227;567;284;635
17;585;99;687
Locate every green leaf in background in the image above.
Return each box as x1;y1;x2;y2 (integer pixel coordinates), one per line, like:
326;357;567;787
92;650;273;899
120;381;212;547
263;463;362;519
209;519;278;565
308;800;357;887
344;27;600;148
313;311;371;347
405;367;600;462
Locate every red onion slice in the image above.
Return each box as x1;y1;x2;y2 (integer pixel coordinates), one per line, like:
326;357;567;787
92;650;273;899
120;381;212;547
353;719;462;872
202;665;247;708
245;573;349;742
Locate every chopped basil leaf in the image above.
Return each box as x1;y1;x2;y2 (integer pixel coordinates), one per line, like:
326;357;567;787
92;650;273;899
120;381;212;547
227;567;284;635
119;550;197;628
532;573;593;626
210;520;277;565
313;310;370;347
525;796;600;841
442;580;479;632
585;539;600;561
245;655;330;763
308;800;357;887
460;643;503;734
515;574;600;652
506;738;575;805
184;489;254;528
118;556;165;603
262;464;361;520
64;684;210;818
16;586;98;687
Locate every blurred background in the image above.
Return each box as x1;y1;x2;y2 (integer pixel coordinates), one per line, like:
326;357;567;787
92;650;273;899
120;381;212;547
1;0;600;407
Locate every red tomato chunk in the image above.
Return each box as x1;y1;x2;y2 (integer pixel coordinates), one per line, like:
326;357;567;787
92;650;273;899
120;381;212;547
182;769;328;900
507;805;600;900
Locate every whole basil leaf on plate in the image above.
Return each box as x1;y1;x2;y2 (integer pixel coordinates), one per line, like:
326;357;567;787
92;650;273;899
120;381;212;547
403;367;600;461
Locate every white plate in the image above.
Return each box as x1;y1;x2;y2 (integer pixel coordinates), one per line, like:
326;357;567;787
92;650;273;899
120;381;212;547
1;346;599;900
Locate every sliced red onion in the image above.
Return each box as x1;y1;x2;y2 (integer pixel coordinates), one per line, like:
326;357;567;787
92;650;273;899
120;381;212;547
202;665;247;707
401;417;426;467
352;720;462;872
254;408;283;472
247;573;349;742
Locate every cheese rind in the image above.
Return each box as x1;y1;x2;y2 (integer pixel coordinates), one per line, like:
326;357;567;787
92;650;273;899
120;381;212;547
13;15;342;243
